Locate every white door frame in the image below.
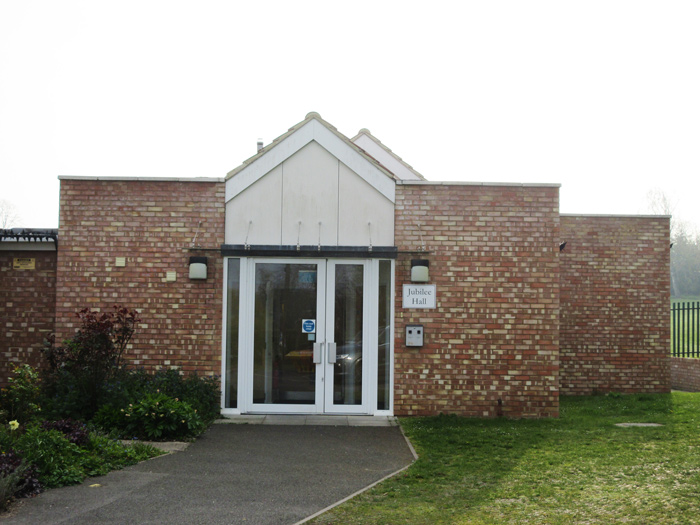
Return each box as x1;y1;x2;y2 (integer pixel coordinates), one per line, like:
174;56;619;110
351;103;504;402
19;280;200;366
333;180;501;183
323;259;370;414
221;257;393;416
244;258;325;414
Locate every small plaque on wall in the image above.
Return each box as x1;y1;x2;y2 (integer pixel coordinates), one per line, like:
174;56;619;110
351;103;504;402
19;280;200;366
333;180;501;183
402;284;436;309
13;258;35;270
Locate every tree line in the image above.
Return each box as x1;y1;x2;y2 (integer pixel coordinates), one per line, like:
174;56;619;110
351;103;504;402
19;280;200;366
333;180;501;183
646;189;700;298
671;226;700;297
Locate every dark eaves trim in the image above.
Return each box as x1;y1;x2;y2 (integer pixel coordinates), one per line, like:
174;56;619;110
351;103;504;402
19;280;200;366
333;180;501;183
0;228;58;248
221;245;398;259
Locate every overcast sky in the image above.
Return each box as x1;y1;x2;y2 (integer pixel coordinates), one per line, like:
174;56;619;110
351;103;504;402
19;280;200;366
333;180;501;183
1;1;699;230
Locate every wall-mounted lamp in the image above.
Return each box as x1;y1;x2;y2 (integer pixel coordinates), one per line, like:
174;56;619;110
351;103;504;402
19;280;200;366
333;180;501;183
411;259;430;283
189;256;208;280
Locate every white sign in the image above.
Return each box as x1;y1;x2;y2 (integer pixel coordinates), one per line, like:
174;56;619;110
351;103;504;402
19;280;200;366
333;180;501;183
403;284;436;309
301;319;316;333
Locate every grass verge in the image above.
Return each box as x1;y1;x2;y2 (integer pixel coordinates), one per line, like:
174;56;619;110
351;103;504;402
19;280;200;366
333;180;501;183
313;392;700;524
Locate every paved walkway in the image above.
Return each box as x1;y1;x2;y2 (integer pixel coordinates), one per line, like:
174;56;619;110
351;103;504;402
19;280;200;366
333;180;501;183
4;419;415;524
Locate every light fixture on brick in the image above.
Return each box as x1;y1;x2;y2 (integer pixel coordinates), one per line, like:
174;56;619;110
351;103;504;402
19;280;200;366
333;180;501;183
411;259;429;282
189;256;207;280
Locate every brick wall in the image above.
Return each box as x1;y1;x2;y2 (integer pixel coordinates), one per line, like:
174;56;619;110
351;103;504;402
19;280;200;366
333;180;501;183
394;182;561;418
671;357;700;392
56;178;225;375
0;250;56;386
559;215;670;394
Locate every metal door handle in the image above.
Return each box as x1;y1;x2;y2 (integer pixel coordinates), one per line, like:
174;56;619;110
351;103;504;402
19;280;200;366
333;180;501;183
313;342;324;364
327;342;337;364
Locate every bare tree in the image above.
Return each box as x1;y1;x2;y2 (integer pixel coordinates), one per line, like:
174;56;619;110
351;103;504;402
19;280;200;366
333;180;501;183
0;199;21;228
647;189;700;297
645;188;682;240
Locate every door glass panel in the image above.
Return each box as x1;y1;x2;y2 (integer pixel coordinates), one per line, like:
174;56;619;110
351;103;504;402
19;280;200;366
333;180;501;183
377;260;391;410
253;263;317;404
333;264;364;406
225;259;240;408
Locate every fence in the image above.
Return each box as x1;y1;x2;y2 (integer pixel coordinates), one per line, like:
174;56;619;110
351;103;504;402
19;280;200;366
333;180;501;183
671;301;700;357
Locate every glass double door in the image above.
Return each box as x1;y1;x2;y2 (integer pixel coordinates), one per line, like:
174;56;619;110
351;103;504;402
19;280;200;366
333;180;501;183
250;259;368;414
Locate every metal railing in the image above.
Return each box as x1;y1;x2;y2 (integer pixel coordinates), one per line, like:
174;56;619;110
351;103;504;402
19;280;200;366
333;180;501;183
672;301;700;357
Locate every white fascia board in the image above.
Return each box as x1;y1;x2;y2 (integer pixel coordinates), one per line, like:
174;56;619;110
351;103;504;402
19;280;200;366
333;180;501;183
225;122;315;202
315;122;395;203
353;134;423;181
225;119;395;203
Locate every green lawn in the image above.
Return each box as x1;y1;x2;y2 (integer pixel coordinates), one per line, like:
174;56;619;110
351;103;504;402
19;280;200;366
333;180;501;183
313;393;700;524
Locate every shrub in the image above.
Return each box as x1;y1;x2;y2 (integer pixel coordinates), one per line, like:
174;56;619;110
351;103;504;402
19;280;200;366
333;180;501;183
0;451;42;510
101;367;152;409
0;455;24;512
40;419;89;447
92;403;126;433
148;369;221;423
14;425;85;488
44;306;140;373
0;365;42;424
78;432;163;477
12;423;162;489
39;368;93;421
130;391;204;440
100;392;204;440
93;367;220;439
42;306;140;420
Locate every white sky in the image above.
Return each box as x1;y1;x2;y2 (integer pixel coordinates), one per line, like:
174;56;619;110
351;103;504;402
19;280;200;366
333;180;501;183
1;1;699;229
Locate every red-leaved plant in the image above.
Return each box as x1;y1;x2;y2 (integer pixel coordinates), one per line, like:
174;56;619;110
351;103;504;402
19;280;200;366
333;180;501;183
42;306;140;419
45;306;140;373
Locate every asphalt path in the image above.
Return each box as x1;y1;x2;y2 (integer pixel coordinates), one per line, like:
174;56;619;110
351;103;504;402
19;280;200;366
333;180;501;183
3;424;415;524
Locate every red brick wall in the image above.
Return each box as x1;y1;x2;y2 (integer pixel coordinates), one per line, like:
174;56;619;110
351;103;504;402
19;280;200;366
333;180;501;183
0;250;56;386
670;357;700;392
56;178;225;375
394;183;561;418
559;215;670;394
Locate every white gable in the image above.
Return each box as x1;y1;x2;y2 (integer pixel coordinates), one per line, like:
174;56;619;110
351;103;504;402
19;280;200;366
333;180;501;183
224;115;396;247
351;130;425;181
225;117;395;203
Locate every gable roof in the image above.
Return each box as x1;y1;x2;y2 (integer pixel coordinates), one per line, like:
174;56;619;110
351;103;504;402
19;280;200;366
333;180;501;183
225;112;397;203
350;128;426;181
